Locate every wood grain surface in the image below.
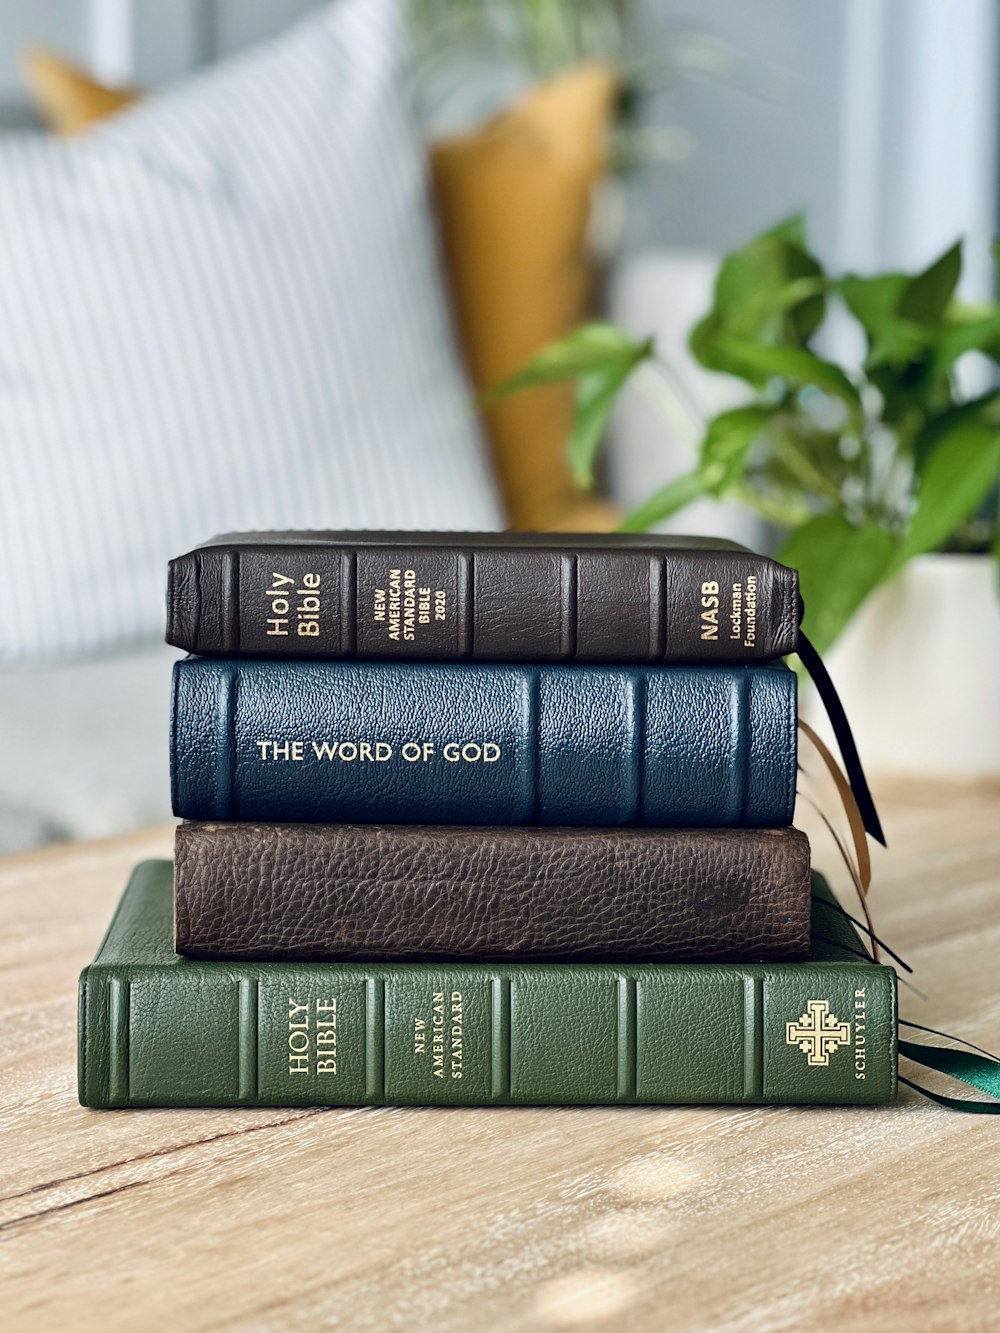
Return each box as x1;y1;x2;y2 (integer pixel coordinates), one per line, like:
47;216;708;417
1;784;999;1332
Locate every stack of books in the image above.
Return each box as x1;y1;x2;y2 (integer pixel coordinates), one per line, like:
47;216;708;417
78;532;897;1109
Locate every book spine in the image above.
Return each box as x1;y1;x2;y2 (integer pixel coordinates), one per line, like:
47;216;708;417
172;822;813;962
166;542;799;662
78;958;897;1108
169;660;797;827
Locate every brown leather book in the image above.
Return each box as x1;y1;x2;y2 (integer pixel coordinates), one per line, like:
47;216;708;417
173;822;811;963
166;530;799;663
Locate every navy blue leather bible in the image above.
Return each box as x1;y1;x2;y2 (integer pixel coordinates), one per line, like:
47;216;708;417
170;659;797;827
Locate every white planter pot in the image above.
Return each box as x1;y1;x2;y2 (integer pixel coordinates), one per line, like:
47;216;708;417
809;553;1000;778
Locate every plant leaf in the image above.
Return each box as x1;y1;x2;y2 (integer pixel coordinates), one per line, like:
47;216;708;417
480;323;653;405
898;240;963;327
617;470;706;533
934;309;1000;370
838;271;932;373
763;214;809;247
480;322;656;488
866;319;931;371
712;215;810;310
689;309;730;374
568;365;634;488
711;338;863;411
840;251;965;382
839;271;908;338
713;215;825;338
690;216;827;376
897;418;1000;564
697;406;773;494
912;391;1000;469
778;514;894;652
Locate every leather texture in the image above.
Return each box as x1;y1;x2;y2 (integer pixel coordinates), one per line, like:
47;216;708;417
165;530;801;663
79;861;898;1108
173;822;812;962
169;658;798;827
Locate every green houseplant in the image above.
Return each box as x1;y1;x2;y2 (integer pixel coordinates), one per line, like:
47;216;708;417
487;217;1000;655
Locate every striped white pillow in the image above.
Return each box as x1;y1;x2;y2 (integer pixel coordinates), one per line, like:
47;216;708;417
0;0;502;666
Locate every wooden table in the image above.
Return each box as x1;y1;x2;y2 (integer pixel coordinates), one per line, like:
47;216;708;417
2;784;999;1331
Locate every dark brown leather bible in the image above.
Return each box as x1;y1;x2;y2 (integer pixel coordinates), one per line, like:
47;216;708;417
173;822;812;963
166;530;800;663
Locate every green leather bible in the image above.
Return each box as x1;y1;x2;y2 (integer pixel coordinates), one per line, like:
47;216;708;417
78;861;897;1108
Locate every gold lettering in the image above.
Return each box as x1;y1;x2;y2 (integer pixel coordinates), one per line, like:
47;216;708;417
443;741;501;763
315;997;337;1070
730;581;743;641
256;739;304;760
744;574;758;648
431;991;446;1077
450;991;464;1079
853;987;867;1079
258;738;500;764
288;997;310;1075
274;741;302;761
402;741;435;762
387;568;402;640
373;570;450;640
265;572;307;639
700;579;720;641
310;740;393;761
286;997;339;1077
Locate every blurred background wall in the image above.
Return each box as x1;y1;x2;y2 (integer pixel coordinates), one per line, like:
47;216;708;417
3;0;995;273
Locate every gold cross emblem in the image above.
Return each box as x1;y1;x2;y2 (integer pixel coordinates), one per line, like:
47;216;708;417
785;1000;851;1067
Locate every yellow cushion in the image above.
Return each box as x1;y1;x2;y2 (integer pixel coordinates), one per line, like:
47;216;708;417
23;48;138;134
23;49;619;532
430;64;620;532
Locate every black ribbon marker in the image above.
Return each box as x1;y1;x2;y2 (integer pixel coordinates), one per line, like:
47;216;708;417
797;630;887;847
